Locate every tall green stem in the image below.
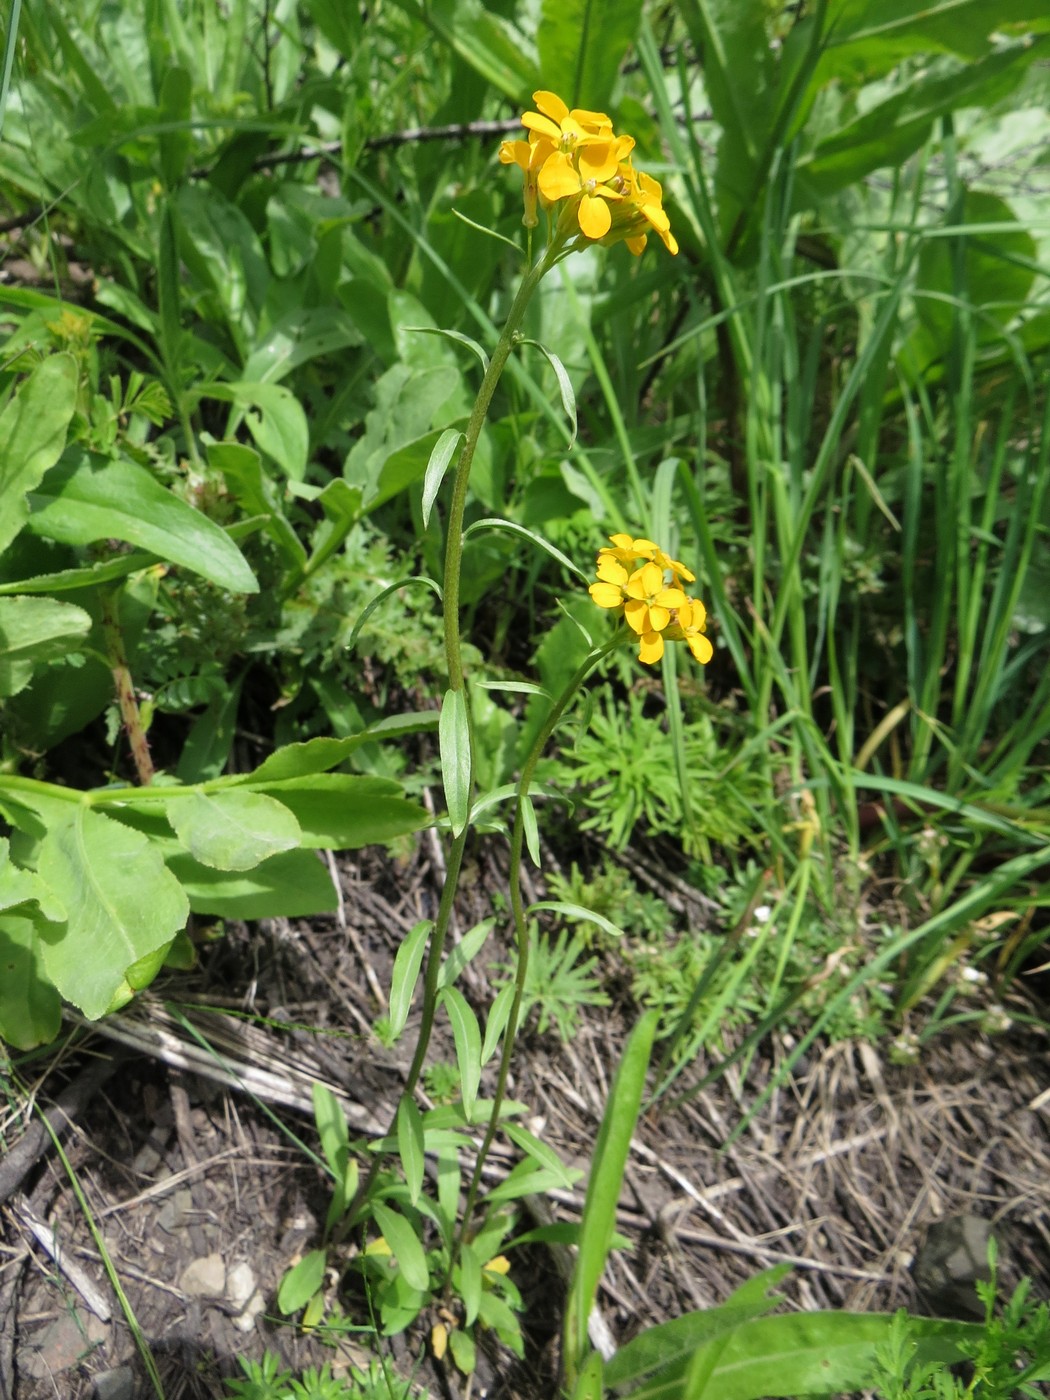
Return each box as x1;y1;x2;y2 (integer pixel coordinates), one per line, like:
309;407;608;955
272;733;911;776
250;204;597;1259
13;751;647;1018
457;632;624;1242
349;243;558;1227
442;246;557;691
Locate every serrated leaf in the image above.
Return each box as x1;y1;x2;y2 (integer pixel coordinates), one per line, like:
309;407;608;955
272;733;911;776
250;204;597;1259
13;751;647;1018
421;428;463;528
439;688;472;836
27;449;258;593
0;354;78;555
166;789;301;871
0;596;92;698
36;807;190;1020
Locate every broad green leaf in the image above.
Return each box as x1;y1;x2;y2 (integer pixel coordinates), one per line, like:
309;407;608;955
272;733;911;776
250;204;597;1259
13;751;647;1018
164;846;337;918
396;1093;426;1206
421;428;463;528
627;1311;977;1400
201;382;309;481
605;1268;791;1389
565;1010;658;1381
0;913;63;1049
241;306;363;385
371;1202;430;1293
441;985;482;1117
277;1250;327;1315
0;597;92;698
0;354;78;554
390;0;539;100
27;449;258;593
0;839;65;920
207;439;306;569
439;688;471;837
797;40;1046;202
387;919;433;1040
676;0;775;242
37;807;190;1020
448;1327;477;1376
166;790;301;871
537;0;643;110
248;775;428;848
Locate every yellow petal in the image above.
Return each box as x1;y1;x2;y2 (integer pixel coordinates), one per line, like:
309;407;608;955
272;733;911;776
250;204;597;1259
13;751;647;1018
628;561;663;597
538;153;581;202
687;633;714;664
577;141;619;183
578;193;613;239
589;581;625;609
431;1323;448;1360
647;604;671;632
654;587;686;610
596;555;629;585
499;140;528;168
608;533;633;549
522;111;562;142
533;90;569;124
638;631;664;664
625;233;648;256
624;598;649;633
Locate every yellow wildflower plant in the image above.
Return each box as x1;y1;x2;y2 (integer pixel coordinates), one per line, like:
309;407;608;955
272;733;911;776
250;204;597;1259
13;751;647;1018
503;90;678;256
589;535;712;666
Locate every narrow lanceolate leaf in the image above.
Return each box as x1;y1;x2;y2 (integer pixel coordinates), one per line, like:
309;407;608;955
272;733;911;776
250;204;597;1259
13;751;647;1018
0;596;92;698
0;354;78;555
36;807;190;1020
166;790;301;871
441;985;482;1117
439;687;472;836
396;1093;426;1206
537;0;644;111
387;919;434;1040
521;340;577;448
566;1010;658;1382
521;794;541;867
422;428;463;528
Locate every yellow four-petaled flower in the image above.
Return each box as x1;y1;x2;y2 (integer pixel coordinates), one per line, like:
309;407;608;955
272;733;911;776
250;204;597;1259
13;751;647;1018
500;90;679;256
589;535;712;666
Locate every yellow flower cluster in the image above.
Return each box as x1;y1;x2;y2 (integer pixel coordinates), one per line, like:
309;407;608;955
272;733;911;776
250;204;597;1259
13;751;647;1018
499;91;678;256
589;535;713;666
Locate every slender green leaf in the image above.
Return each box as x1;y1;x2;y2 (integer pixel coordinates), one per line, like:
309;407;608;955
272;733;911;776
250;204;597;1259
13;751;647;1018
388;919;434;1041
440;687;472;836
396;1093;426;1206
521;339;577;448
463;517;589;581
441;985;482;1117
565;1010;658;1384
422;428;463;528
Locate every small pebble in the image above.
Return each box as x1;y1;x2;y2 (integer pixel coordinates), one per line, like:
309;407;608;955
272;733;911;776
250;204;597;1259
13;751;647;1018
179;1253;226;1298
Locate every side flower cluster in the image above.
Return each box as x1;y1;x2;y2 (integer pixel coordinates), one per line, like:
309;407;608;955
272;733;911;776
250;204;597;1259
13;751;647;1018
589;534;713;666
499;90;678;256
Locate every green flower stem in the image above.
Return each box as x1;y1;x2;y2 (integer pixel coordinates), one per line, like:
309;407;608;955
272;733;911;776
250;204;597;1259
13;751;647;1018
348;244;557;1229
456;629;625;1247
442;243;557;692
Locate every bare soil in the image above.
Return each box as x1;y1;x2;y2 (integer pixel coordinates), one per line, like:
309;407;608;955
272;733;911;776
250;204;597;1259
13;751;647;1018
2;842;1048;1400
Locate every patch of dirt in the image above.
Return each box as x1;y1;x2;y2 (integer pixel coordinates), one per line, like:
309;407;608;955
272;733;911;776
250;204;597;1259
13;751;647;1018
2;842;1048;1399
